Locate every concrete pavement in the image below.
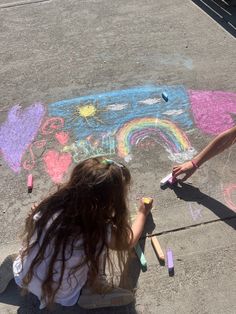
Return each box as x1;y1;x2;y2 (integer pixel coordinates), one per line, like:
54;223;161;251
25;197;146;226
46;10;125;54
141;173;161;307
0;0;235;313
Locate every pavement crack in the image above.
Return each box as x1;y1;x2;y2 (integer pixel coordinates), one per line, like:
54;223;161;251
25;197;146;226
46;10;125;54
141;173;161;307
0;0;50;9
145;215;236;238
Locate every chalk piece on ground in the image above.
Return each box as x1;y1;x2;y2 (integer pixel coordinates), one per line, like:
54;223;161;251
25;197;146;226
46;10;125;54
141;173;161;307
151;236;165;263
162;92;168;102
27;174;33;193
134;243;147;272
160;173;173;186
142;197;153;204
167;248;174;276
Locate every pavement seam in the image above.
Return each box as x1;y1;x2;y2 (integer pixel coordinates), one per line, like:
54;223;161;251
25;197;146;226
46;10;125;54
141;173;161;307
0;0;50;9
144;215;236;238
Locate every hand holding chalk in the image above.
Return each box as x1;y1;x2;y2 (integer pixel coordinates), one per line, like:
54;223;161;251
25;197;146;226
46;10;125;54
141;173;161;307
139;197;153;217
160;173;177;187
172;160;198;182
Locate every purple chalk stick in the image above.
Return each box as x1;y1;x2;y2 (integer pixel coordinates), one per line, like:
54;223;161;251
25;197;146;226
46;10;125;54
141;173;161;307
167;249;174;270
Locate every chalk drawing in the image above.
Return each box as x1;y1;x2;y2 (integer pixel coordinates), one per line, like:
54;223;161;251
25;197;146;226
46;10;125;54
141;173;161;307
106;103;129;111
223;184;236;213
0;104;45;172
48;86;193;140
41;117;64;135
68;102;109;127
189;90;236;135
23;139;46;170
43;150;72;183
46;85;194;165
2;85;234;186
138;98;162;105
55;131;69;145
189;204;202;221
163;109;185;116
63;133;116;161
116;117;196;163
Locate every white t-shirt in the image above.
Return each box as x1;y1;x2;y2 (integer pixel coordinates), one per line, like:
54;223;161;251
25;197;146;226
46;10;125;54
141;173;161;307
13;212;111;309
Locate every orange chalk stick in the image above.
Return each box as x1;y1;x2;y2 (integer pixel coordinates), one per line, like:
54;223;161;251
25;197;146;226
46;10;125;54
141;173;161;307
151;236;165;261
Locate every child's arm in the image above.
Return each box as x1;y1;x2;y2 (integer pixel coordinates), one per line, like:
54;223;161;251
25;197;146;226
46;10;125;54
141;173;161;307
109;198;153;250
129;199;153;248
172;126;236;181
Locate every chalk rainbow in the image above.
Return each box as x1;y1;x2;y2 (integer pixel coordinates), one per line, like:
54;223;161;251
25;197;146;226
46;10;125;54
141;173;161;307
116;117;196;163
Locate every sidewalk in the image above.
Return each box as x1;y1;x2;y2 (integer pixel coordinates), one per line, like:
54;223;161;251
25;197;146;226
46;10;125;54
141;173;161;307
0;0;236;313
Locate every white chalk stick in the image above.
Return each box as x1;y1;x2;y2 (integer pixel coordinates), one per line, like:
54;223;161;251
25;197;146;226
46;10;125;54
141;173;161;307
160;173;172;186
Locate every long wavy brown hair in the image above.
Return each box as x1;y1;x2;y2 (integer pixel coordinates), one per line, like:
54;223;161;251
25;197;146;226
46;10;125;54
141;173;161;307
20;157;132;306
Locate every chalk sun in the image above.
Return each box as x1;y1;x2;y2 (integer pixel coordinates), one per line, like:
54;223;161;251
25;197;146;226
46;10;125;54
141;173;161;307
71;102;106;126
78;104;97;118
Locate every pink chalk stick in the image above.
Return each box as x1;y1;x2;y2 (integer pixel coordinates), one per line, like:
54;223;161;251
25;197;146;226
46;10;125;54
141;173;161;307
27;174;33;190
168;176;177;185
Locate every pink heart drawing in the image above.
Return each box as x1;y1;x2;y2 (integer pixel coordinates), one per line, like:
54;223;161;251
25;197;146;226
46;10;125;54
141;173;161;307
43;150;72;183
189;90;236;135
55;131;69;145
0;104;45;172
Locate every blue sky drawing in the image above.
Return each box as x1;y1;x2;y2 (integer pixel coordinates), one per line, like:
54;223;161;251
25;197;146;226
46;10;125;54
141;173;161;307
48;85;193;139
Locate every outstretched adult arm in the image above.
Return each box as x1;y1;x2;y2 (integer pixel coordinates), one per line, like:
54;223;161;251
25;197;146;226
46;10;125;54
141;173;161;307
172;125;236;181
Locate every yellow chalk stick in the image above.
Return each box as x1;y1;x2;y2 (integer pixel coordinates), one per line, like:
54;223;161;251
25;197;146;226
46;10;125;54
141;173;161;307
142;197;153;204
151;236;165;261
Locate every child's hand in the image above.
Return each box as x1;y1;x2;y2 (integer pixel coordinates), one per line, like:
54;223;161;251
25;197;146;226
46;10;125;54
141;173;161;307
31;203;38;210
138;197;153;217
129;197;153;248
28;203;38;217
172;161;197;181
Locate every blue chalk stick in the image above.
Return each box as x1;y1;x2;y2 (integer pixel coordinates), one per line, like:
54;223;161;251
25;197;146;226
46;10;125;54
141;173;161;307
162;92;168;102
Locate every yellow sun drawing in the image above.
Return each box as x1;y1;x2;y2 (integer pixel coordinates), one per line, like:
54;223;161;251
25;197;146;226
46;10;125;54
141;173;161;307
78;104;97;118
71;102;107;126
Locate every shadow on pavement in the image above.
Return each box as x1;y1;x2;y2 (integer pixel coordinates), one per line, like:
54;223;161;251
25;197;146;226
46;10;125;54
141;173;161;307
0;280;137;313
172;182;236;230
192;0;236;37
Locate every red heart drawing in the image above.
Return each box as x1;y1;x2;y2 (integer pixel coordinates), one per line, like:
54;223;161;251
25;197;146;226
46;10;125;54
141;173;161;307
43;150;72;183
55;131;69;145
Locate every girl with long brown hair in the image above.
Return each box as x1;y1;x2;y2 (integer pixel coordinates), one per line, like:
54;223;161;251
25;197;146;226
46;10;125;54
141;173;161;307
3;157;152;309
